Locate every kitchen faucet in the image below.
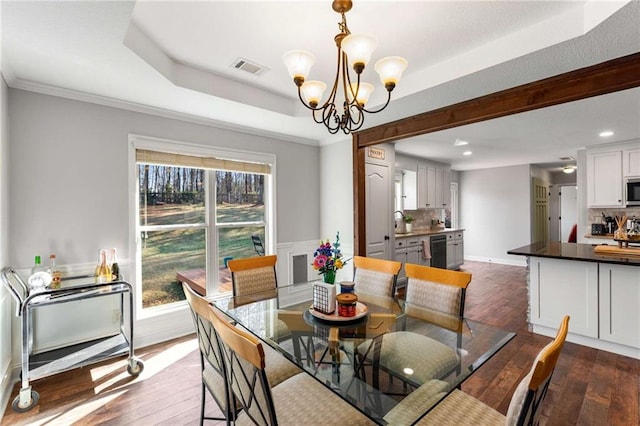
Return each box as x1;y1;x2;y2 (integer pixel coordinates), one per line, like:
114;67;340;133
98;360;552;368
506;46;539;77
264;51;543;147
394;210;406;219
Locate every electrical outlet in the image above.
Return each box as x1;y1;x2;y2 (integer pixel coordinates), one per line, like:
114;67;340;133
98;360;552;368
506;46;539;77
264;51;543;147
112;309;121;323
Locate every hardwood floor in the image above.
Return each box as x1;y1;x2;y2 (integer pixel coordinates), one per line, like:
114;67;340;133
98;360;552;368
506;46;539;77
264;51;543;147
3;261;638;425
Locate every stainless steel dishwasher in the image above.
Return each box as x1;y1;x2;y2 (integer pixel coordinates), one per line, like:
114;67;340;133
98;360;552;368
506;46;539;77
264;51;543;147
430;234;447;269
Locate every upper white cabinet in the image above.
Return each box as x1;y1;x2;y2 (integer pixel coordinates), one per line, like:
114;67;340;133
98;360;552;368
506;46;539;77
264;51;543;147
623;148;640;177
402;170;417;210
586;149;623;207
417;164;450;209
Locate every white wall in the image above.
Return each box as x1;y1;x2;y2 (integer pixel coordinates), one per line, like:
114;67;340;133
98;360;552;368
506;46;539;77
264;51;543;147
5;88;322;371
0;74;12;418
459;165;531;266
319;139;354;282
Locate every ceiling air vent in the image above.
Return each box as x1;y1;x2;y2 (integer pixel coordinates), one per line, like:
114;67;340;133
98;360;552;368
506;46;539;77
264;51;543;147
231;58;268;76
558;156;574;161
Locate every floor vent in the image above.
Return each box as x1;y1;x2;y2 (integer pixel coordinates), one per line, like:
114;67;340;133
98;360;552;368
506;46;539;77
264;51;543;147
231;58;268;76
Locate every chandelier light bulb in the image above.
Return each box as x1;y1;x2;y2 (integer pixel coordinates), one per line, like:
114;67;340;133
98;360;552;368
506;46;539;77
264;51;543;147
300;80;327;107
375;56;408;90
283;50;315;84
341;33;377;72
350;82;374;105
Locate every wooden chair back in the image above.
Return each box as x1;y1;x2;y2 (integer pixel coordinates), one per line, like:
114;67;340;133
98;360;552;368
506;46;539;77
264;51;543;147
404;264;472;331
507;315;570;426
352;256;402;297
227;255;278;297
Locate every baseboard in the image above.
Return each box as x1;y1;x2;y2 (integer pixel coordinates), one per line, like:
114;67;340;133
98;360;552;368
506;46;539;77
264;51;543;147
0;363;16;423
464;255;527;267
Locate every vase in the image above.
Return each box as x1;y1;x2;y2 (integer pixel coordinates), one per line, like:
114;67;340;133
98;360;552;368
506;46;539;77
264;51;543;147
323;270;336;284
405;223;413;233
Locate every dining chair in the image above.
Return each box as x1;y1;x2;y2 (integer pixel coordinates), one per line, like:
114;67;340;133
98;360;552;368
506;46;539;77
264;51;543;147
206;303;376;426
227;254;278;297
358;263;472;389
182;282;236;425
352;256;402;297
406;315;571;426
183;283;300;424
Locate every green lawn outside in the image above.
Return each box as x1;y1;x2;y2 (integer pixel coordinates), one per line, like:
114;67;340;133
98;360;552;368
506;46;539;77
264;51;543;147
141;203;265;308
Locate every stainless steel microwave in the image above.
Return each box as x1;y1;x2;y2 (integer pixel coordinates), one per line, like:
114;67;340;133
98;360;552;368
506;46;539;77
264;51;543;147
626;178;640;206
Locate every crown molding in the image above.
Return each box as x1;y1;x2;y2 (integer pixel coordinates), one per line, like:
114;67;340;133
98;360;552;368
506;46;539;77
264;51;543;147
6;77;319;147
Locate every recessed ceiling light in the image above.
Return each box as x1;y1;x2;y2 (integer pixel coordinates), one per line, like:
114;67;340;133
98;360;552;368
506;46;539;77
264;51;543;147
599;130;614;138
454;138;469;146
463;151;472;156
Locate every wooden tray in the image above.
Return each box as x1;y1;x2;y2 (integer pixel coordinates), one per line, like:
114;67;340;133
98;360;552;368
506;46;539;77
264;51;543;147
593;245;640;257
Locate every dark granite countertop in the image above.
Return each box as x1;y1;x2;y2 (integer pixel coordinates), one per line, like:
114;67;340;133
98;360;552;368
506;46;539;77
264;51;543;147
395;228;464;238
508;241;640;266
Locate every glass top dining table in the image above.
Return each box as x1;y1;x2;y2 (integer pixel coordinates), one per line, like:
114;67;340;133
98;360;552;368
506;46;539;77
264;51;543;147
212;282;515;425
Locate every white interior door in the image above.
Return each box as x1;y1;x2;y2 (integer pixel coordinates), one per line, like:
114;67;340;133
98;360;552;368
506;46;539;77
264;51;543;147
366;162;390;259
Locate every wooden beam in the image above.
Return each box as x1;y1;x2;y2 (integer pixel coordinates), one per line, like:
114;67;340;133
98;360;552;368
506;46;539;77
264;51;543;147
356;52;640;147
353;52;640;255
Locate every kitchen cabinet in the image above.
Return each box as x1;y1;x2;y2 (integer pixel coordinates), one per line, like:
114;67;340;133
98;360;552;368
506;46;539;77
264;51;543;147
529;257;599;338
395;236;427;283
446;231;464;270
599;264;640;348
417;164;450;209
529;257;640;352
586;149;623;207
623;148;640;177
402;170;417;210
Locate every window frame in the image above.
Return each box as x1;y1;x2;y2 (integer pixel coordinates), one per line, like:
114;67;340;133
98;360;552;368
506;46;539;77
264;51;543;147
129;134;276;318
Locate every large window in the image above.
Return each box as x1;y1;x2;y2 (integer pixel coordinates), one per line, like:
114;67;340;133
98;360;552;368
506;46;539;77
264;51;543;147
134;144;273;310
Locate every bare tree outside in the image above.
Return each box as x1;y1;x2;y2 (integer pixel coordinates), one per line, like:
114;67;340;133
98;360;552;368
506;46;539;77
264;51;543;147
138;164;266;308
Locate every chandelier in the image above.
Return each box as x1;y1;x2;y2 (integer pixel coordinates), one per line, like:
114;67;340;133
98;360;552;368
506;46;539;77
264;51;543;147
283;0;408;135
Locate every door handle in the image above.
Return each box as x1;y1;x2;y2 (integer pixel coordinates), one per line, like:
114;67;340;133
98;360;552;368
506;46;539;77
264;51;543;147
384;235;390;240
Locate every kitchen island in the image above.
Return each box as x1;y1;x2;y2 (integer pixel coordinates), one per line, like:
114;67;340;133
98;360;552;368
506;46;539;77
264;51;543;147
508;241;640;359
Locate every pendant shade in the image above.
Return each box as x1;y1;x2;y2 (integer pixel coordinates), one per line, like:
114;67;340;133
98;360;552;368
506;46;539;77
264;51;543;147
301;80;327;106
350;82;374;105
375;56;408;87
341;33;377;69
283;50;315;80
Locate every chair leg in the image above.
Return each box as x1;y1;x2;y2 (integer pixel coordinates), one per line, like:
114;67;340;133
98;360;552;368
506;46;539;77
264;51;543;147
200;382;206;426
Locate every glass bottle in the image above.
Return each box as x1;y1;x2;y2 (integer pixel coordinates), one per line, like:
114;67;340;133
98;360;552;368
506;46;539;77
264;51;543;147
95;249;112;283
28;255;51;291
47;254;62;289
110;248;120;281
31;255;44;275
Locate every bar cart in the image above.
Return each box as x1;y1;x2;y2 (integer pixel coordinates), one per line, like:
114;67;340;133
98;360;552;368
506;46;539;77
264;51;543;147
1;267;144;412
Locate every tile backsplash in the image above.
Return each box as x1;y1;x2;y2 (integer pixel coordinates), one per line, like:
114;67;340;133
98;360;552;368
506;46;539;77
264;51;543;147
588;208;640;225
399;209;446;232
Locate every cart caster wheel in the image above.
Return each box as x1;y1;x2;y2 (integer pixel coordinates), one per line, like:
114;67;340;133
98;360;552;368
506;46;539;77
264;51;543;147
12;390;39;413
127;358;144;376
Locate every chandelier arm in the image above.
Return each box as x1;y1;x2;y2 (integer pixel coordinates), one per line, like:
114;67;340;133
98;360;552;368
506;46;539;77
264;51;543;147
346;103;365;129
318;103;341;133
344;60;360;108
360;90;392;114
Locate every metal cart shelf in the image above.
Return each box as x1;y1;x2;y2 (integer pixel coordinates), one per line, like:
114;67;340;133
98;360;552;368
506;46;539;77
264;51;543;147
1;267;144;412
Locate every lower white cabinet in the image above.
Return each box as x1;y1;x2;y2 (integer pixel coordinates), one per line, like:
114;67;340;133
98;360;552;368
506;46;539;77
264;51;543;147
529;257;599;338
599;264;640;348
395;237;421;282
446;231;464;270
529;257;640;351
